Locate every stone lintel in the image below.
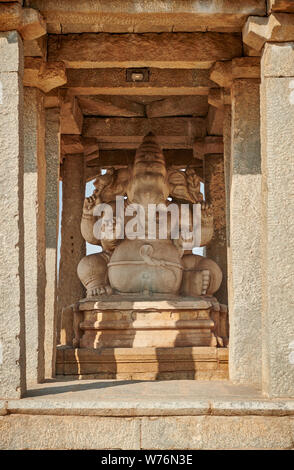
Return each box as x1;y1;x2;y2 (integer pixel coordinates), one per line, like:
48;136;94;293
243;13;294;51
48;33;242;70
23;0;267;34
0;4;46;40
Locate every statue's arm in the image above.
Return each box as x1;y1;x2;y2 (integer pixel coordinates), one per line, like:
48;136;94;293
81;195;100;245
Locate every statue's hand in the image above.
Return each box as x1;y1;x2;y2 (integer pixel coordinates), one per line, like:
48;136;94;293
83;191;99;216
201;201;213;224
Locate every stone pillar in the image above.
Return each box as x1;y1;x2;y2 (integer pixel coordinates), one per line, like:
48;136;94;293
223;106;232;308
0;32;26;398
230;79;262;386
260;42;294;397
57;154;86;343
204;154;228;305
44;108;60;378
23;87;46;386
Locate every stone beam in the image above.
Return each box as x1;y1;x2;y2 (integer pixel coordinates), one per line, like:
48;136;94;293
146;96;208;118
268;0;294;13
60;95;83;135
243;13;294;51
83;117;206;148
25;1;266;33
85;149;201;180
0;4;46;40
193;137;224;159
48;33;242;69
24;58;67;93
64;68;216;96
78;96;145;117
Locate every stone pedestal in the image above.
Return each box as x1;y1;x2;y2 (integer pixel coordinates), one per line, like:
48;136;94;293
59;297;228;380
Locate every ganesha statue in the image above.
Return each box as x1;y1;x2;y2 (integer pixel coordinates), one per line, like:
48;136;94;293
77;133;222;299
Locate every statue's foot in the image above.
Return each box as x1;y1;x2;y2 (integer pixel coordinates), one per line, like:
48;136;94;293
87;284;113;297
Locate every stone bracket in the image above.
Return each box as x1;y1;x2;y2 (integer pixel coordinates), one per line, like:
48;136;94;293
24;57;67;93
243;13;294;51
0;4;46;40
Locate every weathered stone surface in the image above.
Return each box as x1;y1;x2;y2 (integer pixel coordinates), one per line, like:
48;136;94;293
141;416;294;449
223;106;232;311
232;57;261;79
44;108;60;378
24;58;67;93
25;0;266;33
206;107;224;136
78;95;145;117
60;95;83;135
57;346;228;381
193;137;224;159
210;61;232;88
0;32;26;399
23;87;46;386
24;36;46;58
48;33;242;69
65;68;216;96
204;155;227;305
262;41;294;77
146;95;208;118
0;415;140;450
0;31;23;73
230;79;262;387
243;13;294;51
268;0;294;13
18;7;46;41
261;43;294;397
44;89;60;108
0;4;46;40
57;155;86;343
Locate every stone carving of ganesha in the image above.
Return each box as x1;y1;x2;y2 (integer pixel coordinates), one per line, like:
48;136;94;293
77;133;222;299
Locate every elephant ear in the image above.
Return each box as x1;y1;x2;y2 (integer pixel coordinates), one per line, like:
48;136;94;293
167;169;194;203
